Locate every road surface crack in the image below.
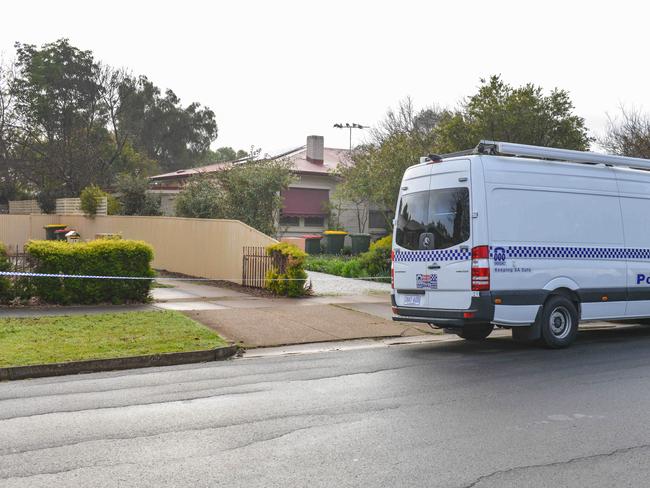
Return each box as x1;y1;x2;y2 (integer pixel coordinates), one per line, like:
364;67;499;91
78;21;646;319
460;443;650;487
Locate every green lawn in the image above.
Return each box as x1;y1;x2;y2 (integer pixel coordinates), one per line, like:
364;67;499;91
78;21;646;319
0;311;227;368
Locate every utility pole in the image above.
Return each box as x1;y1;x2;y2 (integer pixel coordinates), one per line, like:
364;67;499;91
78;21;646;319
333;123;369;152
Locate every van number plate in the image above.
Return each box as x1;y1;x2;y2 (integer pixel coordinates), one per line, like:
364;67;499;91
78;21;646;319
403;295;421;306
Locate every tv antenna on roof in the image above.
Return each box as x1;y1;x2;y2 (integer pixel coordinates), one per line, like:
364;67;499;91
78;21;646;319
333;122;369;152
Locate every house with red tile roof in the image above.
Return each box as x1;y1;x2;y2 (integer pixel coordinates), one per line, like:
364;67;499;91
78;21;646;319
149;135;389;239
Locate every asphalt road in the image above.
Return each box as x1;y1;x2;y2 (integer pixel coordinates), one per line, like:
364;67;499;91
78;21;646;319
3;326;650;487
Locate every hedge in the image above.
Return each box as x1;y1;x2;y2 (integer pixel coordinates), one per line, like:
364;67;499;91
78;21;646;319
264;242;309;297
25;239;154;304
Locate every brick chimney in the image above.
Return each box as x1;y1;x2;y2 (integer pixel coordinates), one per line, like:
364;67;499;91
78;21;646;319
306;135;324;164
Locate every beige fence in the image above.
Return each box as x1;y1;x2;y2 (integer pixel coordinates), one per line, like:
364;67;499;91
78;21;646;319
55;197;108;216
0;214;277;284
9;197;108;216
8;200;41;215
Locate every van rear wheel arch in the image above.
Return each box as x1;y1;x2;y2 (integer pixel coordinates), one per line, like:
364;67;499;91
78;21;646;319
537;293;580;348
545;287;581;319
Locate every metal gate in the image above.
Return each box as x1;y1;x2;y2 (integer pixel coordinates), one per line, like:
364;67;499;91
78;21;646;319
6;245;31;275
242;246;286;288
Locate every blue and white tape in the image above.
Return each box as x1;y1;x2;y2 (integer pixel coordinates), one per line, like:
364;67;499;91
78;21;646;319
0;271;390;281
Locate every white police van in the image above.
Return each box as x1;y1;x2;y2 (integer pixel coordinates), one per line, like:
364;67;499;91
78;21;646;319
391;140;650;348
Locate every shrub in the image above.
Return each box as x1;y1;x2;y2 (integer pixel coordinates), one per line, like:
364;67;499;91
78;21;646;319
264;242;308;297
25;239;154;305
175;174;223;219
80;184;106;217
0;242;11;302
358;235;392;277
341;259;364;278
107;194;122;215
304;255;349;275
115;174;162;216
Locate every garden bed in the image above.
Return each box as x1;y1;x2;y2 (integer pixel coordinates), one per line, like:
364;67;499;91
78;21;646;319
304;236;392;283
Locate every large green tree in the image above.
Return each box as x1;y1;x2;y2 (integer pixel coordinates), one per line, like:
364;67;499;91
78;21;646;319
0;39;218;210
435;75;591;152
0;61;20;205
118;76;218;172
9;40;120;202
339;77;591;229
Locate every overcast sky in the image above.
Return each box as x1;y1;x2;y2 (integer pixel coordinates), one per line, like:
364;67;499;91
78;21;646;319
1;0;647;154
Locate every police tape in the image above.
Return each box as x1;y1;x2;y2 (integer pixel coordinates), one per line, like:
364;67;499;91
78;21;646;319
0;271;391;282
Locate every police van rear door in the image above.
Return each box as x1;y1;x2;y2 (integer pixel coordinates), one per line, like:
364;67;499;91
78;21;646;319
393;159;473;310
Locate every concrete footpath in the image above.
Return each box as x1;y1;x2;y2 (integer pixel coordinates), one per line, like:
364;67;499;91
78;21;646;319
151;278;434;347
0;277;436;348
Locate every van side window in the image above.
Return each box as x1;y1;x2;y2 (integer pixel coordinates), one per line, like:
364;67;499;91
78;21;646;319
395;187;470;250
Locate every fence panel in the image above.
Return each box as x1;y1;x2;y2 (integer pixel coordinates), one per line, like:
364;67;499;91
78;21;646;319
55;197;107;216
8;200;41;215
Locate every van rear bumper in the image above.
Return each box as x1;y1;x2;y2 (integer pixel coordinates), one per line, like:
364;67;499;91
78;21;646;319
391;292;494;328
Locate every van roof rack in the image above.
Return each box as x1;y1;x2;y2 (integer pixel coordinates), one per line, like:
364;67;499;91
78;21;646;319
475;140;650;171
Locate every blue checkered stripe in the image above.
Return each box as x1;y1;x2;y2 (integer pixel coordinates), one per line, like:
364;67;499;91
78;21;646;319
393;249;471;262
491;246;650;261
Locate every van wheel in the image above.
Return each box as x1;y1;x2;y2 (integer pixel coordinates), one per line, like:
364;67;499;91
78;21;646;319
457;323;494;341
539;296;579;348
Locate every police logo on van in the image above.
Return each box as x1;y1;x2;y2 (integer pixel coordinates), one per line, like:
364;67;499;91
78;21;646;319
416;274;437;289
493;247;507;266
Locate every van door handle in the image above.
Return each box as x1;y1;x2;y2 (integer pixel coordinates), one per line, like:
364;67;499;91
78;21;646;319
428;263;441;270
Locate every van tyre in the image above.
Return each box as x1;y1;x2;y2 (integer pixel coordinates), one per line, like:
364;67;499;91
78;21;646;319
539;295;579;348
457;323;494;341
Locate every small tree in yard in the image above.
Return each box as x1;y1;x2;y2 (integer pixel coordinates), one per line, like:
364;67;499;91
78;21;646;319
332;154;369;233
175;160;295;235
80;184;106;217
174;173;223;219
115;173;162;216
215;159;294;236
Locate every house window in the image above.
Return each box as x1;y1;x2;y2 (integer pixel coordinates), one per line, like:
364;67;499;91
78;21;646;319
304;216;325;227
369;210;388;229
281;188;329;216
279;214;300;226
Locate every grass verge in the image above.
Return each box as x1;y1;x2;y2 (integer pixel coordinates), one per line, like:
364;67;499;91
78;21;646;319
0;310;227;368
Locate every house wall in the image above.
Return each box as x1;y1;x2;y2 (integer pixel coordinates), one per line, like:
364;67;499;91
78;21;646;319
148;173;391;243
277;174;389;241
149;189;178;216
0;214;276;284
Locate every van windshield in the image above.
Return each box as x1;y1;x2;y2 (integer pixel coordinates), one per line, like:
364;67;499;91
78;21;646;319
395;187;470;250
